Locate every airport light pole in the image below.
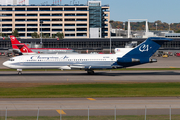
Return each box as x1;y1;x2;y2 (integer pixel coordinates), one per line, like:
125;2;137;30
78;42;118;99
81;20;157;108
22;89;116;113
169;23;171;31
123;22;125;30
169;23;173;31
155;23;158;31
40;20;43;46
109;20;113;54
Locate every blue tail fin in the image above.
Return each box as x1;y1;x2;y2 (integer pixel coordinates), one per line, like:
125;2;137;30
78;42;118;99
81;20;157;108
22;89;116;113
125;37;173;58
118;37;173;64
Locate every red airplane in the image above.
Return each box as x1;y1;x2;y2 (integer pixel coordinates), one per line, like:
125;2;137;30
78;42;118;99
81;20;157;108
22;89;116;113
10;35;77;55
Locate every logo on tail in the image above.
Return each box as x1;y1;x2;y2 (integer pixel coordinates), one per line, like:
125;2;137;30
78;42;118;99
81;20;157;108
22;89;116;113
11;36;16;41
139;44;149;52
22;47;28;52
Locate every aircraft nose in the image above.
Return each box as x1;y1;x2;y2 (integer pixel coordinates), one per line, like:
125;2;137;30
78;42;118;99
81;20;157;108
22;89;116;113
3;61;8;67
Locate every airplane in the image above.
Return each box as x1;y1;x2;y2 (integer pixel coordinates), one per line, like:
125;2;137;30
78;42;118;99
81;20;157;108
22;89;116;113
9;35;77;55
3;37;173;75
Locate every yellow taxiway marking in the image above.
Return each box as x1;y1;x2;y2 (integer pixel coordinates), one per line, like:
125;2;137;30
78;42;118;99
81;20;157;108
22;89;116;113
56;110;66;115
170;66;176;68
87;98;96;101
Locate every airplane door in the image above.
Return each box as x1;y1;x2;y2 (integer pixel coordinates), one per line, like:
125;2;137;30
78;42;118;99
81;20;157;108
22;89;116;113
110;56;115;64
20;57;24;65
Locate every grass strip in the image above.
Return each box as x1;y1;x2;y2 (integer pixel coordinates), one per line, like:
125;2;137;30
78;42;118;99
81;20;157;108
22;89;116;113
1;68;180;71
1;83;180;98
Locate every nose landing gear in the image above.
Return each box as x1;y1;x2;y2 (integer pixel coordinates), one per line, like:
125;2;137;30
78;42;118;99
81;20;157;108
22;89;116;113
17;69;22;75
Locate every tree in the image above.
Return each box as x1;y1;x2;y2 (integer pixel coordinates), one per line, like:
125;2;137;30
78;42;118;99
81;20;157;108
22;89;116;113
45;34;49;38
12;29;19;37
5;34;9;40
176;30;180;33
31;32;39;38
52;34;56;38
42;33;45;38
56;32;64;40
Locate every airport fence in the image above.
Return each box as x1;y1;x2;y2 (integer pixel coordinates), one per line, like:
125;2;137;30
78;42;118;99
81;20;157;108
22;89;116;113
0;106;180;120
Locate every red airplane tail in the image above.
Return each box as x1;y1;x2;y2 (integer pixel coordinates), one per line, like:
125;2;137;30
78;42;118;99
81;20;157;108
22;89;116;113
10;35;35;54
10;35;21;50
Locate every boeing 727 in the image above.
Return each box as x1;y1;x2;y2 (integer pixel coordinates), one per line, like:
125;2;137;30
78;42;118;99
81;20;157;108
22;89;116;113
3;37;173;74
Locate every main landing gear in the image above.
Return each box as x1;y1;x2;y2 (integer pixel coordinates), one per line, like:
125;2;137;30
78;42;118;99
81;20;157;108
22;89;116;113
87;70;94;75
17;69;22;75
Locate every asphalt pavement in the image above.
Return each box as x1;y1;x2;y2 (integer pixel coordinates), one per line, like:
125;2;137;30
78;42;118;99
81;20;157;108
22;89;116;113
0;97;180;116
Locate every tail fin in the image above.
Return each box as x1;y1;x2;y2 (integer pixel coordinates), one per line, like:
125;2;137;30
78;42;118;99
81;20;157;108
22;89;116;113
10;35;21;45
10;35;35;54
118;37;173;64
10;35;21;50
124;37;173;58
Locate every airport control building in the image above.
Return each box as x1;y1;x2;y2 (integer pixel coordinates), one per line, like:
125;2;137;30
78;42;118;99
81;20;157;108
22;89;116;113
0;1;110;39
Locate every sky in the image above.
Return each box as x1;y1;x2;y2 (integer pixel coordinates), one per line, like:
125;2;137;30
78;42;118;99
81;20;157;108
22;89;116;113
29;0;180;23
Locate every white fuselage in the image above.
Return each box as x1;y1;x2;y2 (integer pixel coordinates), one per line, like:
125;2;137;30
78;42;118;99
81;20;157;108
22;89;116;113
3;54;123;70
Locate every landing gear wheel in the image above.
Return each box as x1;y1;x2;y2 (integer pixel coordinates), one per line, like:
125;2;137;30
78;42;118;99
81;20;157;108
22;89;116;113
17;69;22;75
87;70;94;75
18;71;22;75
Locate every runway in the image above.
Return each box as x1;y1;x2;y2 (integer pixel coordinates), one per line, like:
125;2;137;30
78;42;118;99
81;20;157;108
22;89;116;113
0;97;180;116
0;70;180;83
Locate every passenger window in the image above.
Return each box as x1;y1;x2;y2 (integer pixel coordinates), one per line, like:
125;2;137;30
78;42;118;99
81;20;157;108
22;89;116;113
9;59;14;61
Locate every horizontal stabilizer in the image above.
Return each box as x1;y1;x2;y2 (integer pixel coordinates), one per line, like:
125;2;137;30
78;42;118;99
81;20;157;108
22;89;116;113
13;44;24;46
151;37;173;41
150;37;173;45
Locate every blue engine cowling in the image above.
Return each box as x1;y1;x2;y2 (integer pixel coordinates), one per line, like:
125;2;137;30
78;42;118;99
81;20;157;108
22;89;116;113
117;57;142;63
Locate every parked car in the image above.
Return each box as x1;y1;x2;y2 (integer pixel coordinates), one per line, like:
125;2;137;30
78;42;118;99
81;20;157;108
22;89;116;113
163;54;168;58
176;53;180;57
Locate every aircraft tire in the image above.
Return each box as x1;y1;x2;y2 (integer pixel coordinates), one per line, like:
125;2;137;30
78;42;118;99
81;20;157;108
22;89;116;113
87;70;94;75
18;71;22;75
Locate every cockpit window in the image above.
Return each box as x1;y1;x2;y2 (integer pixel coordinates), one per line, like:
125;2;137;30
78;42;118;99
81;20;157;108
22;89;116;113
9;59;14;61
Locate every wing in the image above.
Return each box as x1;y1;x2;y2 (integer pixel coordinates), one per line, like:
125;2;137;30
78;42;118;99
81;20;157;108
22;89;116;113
68;64;122;69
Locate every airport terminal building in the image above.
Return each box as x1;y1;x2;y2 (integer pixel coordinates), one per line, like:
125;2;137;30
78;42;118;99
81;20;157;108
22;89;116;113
1;37;180;53
0;1;110;39
1;1;180;52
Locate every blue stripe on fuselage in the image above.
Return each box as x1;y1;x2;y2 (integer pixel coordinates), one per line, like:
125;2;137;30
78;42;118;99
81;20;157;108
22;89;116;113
10;61;114;67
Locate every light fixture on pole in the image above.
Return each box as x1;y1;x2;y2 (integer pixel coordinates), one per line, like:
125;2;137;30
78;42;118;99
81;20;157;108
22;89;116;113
155;23;158;31
169;23;171;31
123;22;125;30
40;20;43;45
109;20;113;54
